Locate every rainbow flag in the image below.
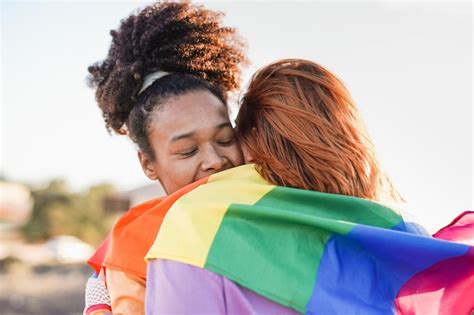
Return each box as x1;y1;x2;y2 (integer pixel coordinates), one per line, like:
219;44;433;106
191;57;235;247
146;164;473;314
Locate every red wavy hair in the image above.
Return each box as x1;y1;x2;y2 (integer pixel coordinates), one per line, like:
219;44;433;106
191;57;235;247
236;59;402;202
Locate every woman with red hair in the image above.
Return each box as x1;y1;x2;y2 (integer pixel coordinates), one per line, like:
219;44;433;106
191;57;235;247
235;59;401;202
145;59;473;314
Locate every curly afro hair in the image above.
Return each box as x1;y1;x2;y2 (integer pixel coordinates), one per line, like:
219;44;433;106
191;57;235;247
87;2;248;158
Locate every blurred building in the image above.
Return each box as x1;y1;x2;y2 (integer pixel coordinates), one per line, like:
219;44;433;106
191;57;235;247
0;182;33;239
103;183;166;213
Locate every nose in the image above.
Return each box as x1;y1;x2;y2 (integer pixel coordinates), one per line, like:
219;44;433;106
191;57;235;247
200;144;227;173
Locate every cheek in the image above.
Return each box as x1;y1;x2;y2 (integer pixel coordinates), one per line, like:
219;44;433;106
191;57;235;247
226;143;244;165
154;153;198;194
159;160;198;194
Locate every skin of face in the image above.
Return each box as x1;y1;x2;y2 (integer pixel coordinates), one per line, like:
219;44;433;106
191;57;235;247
241;127;257;164
138;90;244;195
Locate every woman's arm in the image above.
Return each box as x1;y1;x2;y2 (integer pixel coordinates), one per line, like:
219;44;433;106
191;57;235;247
106;269;146;314
83;271;112;315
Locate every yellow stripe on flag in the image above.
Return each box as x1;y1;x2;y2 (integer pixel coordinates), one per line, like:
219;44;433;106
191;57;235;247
145;164;274;266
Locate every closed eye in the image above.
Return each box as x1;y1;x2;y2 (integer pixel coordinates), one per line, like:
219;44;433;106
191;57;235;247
217;138;235;146
178;148;198;158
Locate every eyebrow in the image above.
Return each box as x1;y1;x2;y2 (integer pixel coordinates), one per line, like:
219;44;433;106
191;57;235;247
170;122;233;143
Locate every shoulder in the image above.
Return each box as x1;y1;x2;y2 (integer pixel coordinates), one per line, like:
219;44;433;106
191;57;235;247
146;260;226;314
104;197;167;277
146;260;299;315
148;259;224;289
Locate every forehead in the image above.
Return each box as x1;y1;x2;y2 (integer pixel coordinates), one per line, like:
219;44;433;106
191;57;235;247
150;90;230;139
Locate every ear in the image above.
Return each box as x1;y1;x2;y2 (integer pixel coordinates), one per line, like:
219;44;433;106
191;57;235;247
242;127;258;163
137;151;159;180
242;147;255;164
252;127;258;137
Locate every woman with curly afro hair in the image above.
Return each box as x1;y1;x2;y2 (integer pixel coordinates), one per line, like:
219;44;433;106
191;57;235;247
84;2;248;314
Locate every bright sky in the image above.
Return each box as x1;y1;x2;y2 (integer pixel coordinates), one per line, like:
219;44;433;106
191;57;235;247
1;1;472;233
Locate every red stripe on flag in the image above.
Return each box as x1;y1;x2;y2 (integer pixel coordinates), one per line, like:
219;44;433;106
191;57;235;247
394;246;474;314
87;176;210;278
433;211;474;246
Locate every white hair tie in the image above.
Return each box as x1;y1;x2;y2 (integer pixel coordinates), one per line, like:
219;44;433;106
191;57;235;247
138;70;171;96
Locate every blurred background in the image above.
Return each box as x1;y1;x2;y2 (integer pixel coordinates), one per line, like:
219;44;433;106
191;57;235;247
1;1;472;314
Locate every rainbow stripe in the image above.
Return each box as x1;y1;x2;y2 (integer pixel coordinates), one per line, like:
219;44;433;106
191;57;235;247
146;164;473;314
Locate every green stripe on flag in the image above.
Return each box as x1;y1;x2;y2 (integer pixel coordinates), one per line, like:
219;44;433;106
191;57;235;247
261;187;402;231
204;186;402;312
